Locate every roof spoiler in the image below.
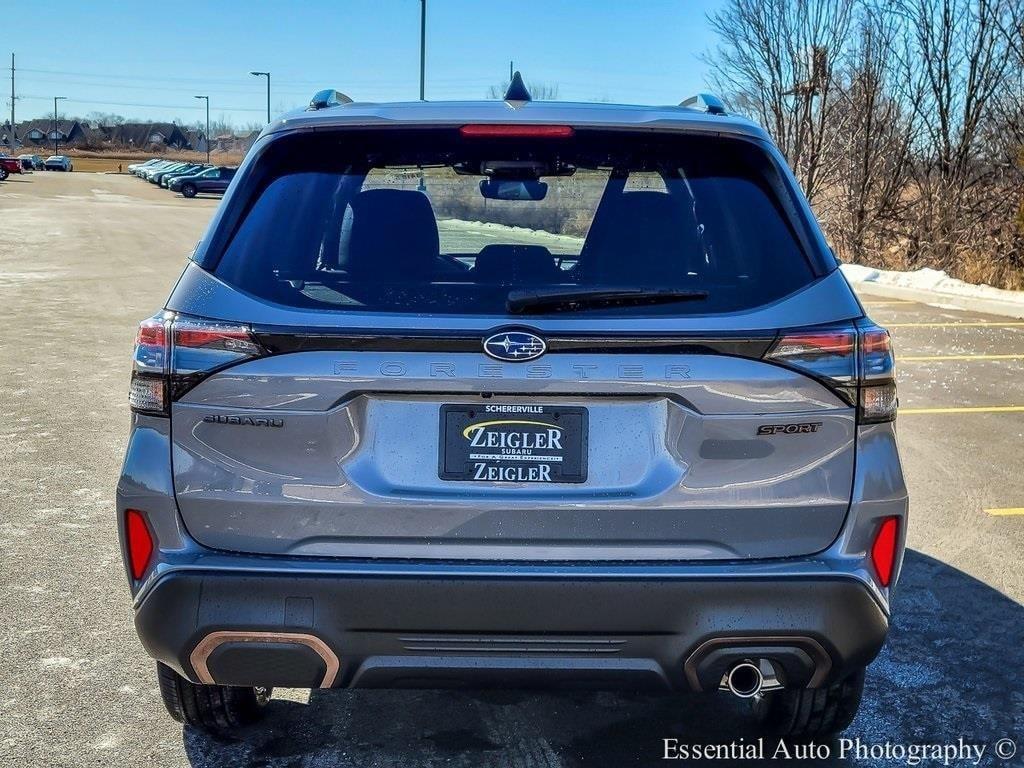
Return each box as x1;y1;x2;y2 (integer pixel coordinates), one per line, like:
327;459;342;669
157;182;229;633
308;89;354;111
679;93;728;115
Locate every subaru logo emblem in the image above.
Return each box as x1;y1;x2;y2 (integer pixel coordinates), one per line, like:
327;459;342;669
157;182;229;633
483;330;547;362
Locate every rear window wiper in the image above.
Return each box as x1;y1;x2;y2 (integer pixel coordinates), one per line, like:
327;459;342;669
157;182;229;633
507;287;709;314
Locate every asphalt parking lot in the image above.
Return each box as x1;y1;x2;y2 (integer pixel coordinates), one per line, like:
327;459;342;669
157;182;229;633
1;172;1023;767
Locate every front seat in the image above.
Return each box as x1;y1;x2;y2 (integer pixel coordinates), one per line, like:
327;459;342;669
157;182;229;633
344;189;440;281
578;191;702;285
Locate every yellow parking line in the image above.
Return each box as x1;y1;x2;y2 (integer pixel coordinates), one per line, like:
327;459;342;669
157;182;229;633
901;354;1024;361
888;322;1024;328
985;508;1024;516
901;405;1024;414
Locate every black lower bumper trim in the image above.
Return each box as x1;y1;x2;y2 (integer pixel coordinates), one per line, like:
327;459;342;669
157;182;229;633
135;570;888;692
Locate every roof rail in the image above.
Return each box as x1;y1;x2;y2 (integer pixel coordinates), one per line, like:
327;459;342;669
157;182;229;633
308;89;354;111
679;93;727;115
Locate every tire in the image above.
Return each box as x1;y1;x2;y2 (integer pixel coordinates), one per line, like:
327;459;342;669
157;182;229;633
753;668;866;738
0;168;8;181
156;662;271;732
181;183;197;198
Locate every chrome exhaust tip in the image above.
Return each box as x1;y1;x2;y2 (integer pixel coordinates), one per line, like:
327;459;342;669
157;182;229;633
726;661;764;698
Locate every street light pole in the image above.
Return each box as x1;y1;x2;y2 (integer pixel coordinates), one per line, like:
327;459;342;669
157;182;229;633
250;71;271;123
53;96;66;155
194;95;210;164
419;0;426;100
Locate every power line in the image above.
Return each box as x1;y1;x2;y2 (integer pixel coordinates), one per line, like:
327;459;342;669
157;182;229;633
16;75;313;99
16;65;495;89
17;93;277;113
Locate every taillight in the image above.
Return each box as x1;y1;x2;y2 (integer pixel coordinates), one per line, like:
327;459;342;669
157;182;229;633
125;509;154;580
870;516;900;587
129;313;265;415
857;324;897;423
128;313;171;413
764;320;896;423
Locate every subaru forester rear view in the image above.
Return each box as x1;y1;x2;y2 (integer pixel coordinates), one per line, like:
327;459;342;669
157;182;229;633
117;86;907;738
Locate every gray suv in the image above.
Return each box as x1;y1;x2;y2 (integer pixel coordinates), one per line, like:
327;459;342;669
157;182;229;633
117;83;907;737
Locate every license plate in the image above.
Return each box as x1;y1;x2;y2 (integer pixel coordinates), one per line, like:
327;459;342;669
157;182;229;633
439;404;588;483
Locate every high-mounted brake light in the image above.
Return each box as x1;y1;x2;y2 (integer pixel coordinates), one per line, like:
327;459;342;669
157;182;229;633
125;509;154;580
460;124;574;138
129;313;265;415
871;516;900;587
764;320;896;422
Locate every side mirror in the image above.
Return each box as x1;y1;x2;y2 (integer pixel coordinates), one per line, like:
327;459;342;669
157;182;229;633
479;179;548;201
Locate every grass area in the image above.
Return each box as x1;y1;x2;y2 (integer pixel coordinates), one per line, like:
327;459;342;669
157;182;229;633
69;156;135;173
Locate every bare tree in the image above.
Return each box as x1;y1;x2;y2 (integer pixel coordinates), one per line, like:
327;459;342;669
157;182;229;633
888;0;1017;277
704;0;856;207
85;111;127;126
703;0;1024;288
830;8;916;263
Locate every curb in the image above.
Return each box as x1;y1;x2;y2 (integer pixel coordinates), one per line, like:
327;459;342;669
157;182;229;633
852;281;1024;320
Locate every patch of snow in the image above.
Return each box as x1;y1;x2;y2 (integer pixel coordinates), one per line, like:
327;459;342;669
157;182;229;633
841;263;1024;307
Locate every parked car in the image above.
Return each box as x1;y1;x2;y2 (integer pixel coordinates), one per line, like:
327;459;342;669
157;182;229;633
171;166;236;197
18;154;45;171
161;164;209;188
147;162;190;184
0;156;24;180
142;162;180;182
119;86;905;738
129;158;163;175
138;161;177;180
156;164;205;188
44;155;73;172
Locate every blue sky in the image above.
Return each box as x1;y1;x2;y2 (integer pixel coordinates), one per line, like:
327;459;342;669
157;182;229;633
7;0;725;129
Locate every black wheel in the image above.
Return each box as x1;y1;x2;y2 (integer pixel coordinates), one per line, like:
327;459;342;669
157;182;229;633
0;168;8;181
753;668;865;738
182;183;197;198
156;662;271;732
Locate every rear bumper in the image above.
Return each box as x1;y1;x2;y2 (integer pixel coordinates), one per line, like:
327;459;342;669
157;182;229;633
136;567;887;692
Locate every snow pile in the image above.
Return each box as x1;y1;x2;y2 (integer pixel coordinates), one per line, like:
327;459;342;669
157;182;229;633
840;263;1024;307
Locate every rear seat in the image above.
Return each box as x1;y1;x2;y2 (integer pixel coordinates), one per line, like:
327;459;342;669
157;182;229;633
472;244;563;285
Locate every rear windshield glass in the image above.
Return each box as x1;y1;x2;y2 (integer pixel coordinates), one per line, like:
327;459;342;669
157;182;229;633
212;128;821;316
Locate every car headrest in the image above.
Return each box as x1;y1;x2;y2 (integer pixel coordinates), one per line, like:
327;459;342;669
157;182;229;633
473;244;562;285
580;191;702;285
346;189;440;281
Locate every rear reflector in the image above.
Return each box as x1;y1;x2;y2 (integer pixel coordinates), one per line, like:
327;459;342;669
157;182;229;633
460;124;574;138
125;509;154;580
870;517;900;587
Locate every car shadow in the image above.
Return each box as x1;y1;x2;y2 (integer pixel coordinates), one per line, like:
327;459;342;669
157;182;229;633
181;550;1023;767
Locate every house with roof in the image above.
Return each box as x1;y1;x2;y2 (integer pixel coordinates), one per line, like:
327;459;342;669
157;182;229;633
14;119;92;149
0;120;19;150
210;130;259;154
104;122;193;150
184;128;208;154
